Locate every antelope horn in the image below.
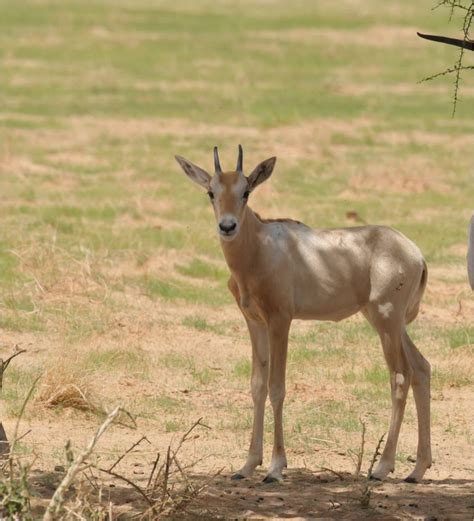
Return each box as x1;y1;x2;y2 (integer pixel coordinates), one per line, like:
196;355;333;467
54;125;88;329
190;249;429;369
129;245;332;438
214;146;222;173
236;144;243;173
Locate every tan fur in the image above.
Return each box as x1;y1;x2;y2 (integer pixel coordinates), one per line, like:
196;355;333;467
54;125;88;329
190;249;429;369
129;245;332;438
176;152;432;484
254;212;302;225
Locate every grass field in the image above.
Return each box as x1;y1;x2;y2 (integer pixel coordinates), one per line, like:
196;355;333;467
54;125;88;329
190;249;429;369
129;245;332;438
0;0;473;518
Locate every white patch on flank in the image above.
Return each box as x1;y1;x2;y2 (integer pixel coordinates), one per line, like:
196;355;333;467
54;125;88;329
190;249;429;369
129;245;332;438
378;302;394;319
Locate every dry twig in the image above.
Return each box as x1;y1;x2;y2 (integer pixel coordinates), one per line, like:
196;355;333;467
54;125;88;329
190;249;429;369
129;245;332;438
420;0;474;114
320;466;345;480
43;405;122;521
96;466;157;514
108;435;150;472
0;347;27;391
367;432;386;479
359;432;386;509
354;418;366;479
10;375;42;480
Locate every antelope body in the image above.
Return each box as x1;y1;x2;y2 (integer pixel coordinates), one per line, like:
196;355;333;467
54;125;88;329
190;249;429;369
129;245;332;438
175;146;432;483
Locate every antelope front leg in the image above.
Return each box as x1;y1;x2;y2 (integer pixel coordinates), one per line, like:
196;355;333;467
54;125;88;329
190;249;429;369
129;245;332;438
232;319;269;480
263;318;291;483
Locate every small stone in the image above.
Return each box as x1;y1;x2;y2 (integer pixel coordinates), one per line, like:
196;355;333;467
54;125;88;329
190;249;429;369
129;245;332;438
54;465;65;472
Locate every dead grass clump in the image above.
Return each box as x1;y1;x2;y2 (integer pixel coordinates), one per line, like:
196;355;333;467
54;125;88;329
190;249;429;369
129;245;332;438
35;364;96;412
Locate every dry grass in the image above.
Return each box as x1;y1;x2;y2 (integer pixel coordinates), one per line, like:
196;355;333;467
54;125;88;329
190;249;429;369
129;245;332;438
35;363;97;413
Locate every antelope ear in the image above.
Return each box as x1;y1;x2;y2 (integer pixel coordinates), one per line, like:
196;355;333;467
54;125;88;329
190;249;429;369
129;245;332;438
247;157;277;191
175;155;211;190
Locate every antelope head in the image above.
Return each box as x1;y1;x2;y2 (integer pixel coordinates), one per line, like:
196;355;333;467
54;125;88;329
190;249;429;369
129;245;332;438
175;146;276;241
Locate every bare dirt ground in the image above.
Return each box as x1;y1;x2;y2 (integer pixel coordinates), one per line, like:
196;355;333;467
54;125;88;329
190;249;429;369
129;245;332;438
2;280;473;519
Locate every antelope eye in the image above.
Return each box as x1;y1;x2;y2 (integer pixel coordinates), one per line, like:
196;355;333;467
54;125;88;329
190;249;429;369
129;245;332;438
243;190;250;200
208;191;214;200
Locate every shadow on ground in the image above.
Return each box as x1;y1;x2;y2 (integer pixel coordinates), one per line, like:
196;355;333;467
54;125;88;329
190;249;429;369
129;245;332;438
28;467;474;519
187;468;474;520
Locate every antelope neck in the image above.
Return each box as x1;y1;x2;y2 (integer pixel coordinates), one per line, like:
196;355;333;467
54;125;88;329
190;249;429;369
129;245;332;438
220;206;262;274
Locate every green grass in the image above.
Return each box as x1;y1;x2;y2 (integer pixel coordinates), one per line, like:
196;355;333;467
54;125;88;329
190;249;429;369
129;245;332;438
132;275;231;306
159;353;194;370
3;295;36;313
182;314;227;335
351;386;390;407
164;419;186;433
61;305;112;341
176;258;228;281
432;366;472;390
1;366;42;418
130;394;185;419
292;399;361;438
82;348;150;376
0;311;44;333
233;358;252;380
363;364;389;387
191;367;217;386
0;246;21;285
157;351;218;387
443;326;474;349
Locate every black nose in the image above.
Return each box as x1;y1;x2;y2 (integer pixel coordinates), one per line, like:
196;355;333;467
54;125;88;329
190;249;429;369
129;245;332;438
219;221;237;233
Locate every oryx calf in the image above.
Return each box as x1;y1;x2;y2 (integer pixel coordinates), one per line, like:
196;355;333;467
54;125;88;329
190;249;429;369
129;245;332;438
175;146;431;483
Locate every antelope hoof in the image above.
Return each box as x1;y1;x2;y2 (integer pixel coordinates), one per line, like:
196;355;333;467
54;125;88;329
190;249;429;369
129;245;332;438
369;474;382;481
369;461;393;481
403;460;431;483
231;473;246;480
263;474;282;484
